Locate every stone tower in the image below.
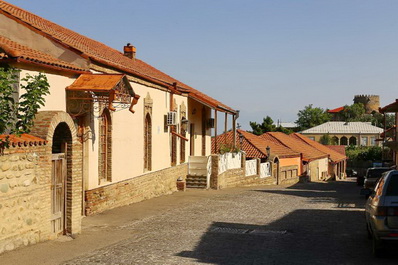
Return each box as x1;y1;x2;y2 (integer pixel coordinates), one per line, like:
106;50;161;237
353;95;380;114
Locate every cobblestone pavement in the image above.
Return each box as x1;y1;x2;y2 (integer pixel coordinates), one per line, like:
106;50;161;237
61;179;397;265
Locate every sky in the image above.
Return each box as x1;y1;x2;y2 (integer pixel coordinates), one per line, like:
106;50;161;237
6;0;398;130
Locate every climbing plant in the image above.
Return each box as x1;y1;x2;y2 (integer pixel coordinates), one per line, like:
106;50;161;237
0;66;50;146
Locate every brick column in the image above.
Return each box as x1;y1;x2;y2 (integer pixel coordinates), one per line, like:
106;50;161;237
210;155;220;189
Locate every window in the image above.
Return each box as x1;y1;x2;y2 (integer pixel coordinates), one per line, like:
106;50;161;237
361;137;368;146
144;113;152;171
308;137;315;141
349;136;357;146
370;137;376;146
340;136;348;146
99;108;112;183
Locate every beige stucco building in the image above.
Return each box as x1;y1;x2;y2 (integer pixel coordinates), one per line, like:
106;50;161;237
301;121;383;147
0;1;237;253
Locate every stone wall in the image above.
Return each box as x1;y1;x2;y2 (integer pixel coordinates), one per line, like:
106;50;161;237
210;153;276;189
279;165;300;185
85;164;188;215
0;144;52;254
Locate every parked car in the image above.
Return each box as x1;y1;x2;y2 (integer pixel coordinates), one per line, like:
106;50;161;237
361;167;391;197
365;170;398;257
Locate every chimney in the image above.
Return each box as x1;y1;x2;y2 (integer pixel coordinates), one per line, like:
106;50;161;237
123;43;136;59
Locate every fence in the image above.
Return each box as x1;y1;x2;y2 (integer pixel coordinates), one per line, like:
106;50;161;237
245;159;257;176
218;152;242;175
260;162;271;178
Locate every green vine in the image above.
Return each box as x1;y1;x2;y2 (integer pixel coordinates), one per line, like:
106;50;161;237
0;66;50;147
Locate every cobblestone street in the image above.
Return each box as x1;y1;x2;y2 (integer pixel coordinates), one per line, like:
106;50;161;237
3;179;398;264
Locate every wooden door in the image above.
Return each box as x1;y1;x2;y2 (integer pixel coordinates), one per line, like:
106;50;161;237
51;153;66;235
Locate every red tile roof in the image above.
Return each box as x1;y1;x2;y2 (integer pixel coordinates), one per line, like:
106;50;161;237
211;130;300;159
326;145;346;156
0;134;47;147
262;132;328;162
328;106;345;113
211;130;264;158
0;35;88;73
0;1;235;113
291;133;346;163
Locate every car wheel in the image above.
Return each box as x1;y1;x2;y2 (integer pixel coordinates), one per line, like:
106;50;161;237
372;235;383;258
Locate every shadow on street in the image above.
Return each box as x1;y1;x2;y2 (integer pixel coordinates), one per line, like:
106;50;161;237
178;180;398;264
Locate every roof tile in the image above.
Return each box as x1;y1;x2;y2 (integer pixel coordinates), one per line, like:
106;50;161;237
262;132;328;161
291;133;346;163
301;121;383;134
0;35;88;72
0;1;235;113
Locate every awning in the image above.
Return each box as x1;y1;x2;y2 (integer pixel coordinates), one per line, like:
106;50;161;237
66;74;140;115
380;99;398;114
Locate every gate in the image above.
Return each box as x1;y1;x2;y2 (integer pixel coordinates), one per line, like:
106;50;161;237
51;153;66;235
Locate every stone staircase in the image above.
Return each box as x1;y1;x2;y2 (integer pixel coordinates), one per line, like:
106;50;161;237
186;174;208;189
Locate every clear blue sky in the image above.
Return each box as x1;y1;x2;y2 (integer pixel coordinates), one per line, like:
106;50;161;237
7;0;398;130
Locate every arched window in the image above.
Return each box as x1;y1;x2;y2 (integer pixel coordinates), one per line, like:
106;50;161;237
349;136;357;146
332;136;339;145
144;113;152;171
340;136;348;146
99;108;112;182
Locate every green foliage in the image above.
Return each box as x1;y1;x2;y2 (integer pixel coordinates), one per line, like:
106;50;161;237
0;66;50;147
218;143;240;154
339;103;365;121
336;103;394;129
319;134;337;145
249;116;293;135
17;73;50;133
345;145;382;162
296;104;331;131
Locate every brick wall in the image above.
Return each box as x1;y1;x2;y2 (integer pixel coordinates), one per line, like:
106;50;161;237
85;164;188;215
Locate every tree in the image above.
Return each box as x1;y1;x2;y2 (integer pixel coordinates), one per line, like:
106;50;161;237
339;103;365;121
319;134;333;145
336;103;394;129
296;104;331;131
249;116;293;135
0;66;50;146
249;116;275;135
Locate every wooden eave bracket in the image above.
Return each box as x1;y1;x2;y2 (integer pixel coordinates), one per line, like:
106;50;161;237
171;130;188;141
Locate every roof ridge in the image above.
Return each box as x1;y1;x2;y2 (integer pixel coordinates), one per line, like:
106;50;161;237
0;1;236;113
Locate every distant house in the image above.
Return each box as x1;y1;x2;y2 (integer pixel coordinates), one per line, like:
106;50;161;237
301;121;383;147
212;130;302;184
291;133;347;180
261;132;329;182
328;106;345;121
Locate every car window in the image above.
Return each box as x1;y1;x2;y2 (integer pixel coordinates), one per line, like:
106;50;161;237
386;174;398;196
373;177;385;203
367;169;390;178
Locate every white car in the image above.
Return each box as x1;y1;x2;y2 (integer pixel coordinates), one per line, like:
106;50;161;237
365;170;398;257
